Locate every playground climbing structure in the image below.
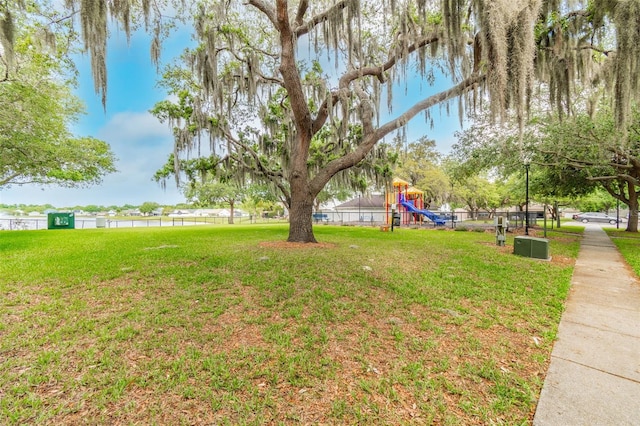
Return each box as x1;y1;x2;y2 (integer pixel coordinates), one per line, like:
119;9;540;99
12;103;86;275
385;178;446;226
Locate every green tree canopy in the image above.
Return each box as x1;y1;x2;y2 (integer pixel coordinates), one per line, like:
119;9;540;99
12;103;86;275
393;136;451;208
537;107;640;231
0;1;116;189
575;188;618;214
185;179;244;224
139;201;160;215
155;153;247;223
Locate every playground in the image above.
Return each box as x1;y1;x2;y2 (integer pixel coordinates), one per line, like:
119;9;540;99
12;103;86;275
385;177;448;227
321;177;541;231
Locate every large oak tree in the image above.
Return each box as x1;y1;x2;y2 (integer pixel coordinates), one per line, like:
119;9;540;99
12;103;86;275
153;0;537;242
7;0;640;241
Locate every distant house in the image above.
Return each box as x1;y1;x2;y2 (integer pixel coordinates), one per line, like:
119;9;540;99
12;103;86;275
332;194;387;223
193;209;217;217
168;208;249;218
168;209;194;217
216;208;248;217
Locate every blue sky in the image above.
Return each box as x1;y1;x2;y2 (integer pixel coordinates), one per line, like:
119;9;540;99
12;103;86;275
0;28;190;208
0;25;463;208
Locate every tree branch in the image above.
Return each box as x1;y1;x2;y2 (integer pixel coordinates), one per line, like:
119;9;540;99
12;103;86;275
371;73;484;145
49;11;79;26
578;44;613;56
215;124;290;201
0;172;22;186
211;44;283;86
248;0;278;27
309;73;485;195
312;34;440;133
294;0;308;28
293;0;351;38
588;174;639;186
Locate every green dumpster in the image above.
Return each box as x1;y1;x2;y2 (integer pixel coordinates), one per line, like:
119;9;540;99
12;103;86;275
47;213;75;230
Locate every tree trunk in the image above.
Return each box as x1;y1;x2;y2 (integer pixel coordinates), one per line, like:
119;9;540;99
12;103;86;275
287;178;317;243
228;200;235;225
626;191;638;232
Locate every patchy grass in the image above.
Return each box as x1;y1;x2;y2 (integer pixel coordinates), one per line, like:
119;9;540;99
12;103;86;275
0;224;580;424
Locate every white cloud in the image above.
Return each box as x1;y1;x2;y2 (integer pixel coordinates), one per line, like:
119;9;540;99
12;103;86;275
0;111;185;207
98;111;171;146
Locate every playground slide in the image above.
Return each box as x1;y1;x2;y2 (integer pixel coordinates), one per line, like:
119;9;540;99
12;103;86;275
400;200;447;225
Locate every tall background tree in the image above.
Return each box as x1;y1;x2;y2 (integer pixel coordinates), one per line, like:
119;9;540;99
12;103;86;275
538;108;640;231
139;201;160;215
393;136;451;208
451;95;640;232
154;154;248;223
0;1;116;189
185;179;245;224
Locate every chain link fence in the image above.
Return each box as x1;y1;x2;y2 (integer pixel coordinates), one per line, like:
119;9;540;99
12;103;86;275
1;211;544;231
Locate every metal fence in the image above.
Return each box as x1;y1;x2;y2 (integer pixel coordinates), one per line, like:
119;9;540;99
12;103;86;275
0;210;544;231
314;210;543;228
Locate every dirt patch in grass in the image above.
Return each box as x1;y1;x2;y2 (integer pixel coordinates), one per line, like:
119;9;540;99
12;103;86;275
477;241;575;267
5;275;549;424
259;241;337;249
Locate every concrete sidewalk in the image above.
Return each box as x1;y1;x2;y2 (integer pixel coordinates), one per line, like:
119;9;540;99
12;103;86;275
534;226;640;425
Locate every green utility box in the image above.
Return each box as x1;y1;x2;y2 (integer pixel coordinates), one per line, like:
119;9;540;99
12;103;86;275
513;236;532;257
47;212;75;230
514;236;549;260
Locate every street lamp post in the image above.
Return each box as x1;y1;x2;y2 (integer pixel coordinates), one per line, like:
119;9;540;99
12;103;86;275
525;161;530;236
450;182;455;229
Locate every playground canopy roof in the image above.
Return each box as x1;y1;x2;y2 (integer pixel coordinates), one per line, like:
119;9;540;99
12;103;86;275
407;186;424;195
392;177;410;187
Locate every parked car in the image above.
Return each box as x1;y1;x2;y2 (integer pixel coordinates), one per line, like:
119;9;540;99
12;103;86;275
573;212;624;224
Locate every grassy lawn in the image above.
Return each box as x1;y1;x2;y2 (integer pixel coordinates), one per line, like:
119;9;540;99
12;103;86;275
0;224;580;425
605;229;640;276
